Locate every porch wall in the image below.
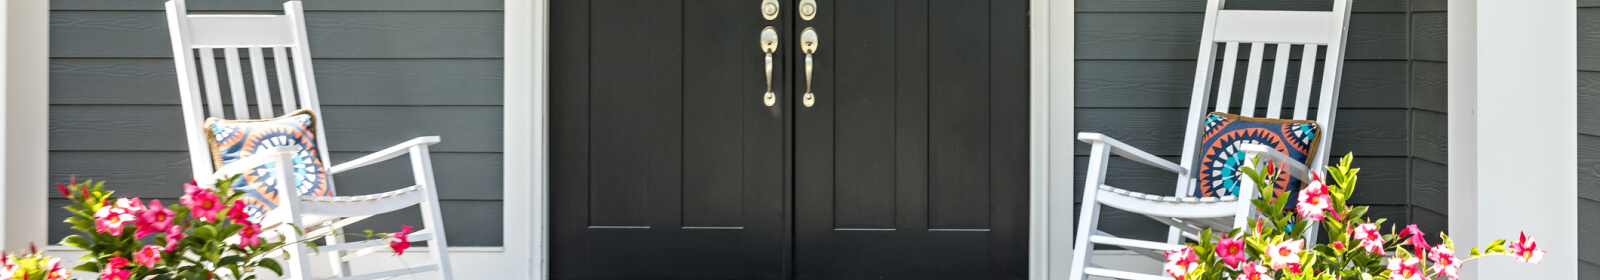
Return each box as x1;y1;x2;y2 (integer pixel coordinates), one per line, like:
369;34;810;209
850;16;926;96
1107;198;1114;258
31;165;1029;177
45;0;506;247
1409;0;1449;247
1073;0;1448;248
1579;0;1600;276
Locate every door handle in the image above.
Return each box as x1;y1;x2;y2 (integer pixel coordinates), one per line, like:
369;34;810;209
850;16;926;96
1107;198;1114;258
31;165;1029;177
800;27;819;108
760;26;779;107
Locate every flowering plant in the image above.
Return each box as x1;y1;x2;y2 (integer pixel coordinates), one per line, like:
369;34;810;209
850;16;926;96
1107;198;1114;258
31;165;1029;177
0;244;71;280
56;177;414;280
1166;154;1546;280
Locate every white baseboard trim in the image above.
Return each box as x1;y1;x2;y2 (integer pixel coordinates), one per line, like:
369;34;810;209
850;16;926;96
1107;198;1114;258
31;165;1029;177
43;246;507;279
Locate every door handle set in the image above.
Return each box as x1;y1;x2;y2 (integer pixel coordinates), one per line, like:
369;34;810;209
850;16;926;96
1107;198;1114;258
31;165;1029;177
760;26;779;107
800;27;818;108
758;0;820;108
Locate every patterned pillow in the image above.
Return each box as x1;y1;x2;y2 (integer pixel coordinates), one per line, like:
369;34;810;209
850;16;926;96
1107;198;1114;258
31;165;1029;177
205;109;331;221
1195;112;1320;204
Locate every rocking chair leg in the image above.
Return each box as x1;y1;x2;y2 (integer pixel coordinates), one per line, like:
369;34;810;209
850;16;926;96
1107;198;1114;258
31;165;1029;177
325;234;350;277
411;146;454;279
1069;144;1112;280
1068;201;1100;280
271;153;317;280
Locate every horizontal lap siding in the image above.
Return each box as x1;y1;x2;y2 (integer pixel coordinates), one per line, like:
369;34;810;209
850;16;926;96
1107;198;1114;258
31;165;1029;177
1074;0;1417;249
48;2;505;246
1409;0;1448;245
1583;2;1599;275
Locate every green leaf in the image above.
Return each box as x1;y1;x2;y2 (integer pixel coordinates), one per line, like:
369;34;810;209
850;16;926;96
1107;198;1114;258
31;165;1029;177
258;258;284;276
194;225;219;240
72;262;101;273
218;255;245;267
60;235;92;249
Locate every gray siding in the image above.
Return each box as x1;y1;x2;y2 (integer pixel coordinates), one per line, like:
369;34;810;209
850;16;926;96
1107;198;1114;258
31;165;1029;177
1410;0;1448;245
1074;0;1443;247
47;0;504;246
1581;0;1600;275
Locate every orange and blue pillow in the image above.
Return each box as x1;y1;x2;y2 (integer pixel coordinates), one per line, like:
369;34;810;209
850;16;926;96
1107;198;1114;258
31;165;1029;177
1195;112;1320;206
205;109;331;221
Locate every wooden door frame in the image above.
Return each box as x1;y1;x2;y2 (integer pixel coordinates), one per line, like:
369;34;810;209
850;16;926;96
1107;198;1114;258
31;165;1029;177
504;1;1077;279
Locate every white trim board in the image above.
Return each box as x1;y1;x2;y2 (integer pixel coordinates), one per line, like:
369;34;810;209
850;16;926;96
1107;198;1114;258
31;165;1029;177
1029;0;1077;279
503;1;1074;279
1448;0;1577;279
504;0;546;279
0;0;50;251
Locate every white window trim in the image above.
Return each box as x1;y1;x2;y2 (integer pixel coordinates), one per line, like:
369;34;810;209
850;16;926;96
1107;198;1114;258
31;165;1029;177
504;1;1073;279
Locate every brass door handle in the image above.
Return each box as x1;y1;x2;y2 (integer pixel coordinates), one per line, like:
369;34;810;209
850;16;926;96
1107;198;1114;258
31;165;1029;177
760;26;779;107
801;27;819;107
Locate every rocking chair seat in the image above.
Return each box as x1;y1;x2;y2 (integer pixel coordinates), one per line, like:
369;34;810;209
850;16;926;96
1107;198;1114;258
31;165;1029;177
1091;185;1242;238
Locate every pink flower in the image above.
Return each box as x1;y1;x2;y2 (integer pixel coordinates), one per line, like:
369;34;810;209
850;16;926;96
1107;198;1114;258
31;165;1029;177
1163;247;1199;279
389;225;414;256
100;255;131;280
1296;172;1332;221
1352;223;1384;254
163;225;185;252
44;257;69;280
93;198;141;236
1387;255;1423;280
56;183;71;198
1429;244;1463;279
134;199;176;239
1400;224;1430;249
1266;239;1304;270
1237;262;1273;280
181;183;223;222
1216;238;1247;267
237;222;262;248
226;200;251;222
1331;241;1346;251
1508;231;1546;264
1;255;15;279
133;245;163;268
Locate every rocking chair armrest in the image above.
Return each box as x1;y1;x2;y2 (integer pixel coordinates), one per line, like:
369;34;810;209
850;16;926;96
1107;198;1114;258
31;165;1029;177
329;136;442;175
1077;132;1187;174
1238;144;1311;182
210;145;299;180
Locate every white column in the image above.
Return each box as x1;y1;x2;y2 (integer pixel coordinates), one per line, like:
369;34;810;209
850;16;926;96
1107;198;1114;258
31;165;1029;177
1028;0;1075;279
0;0;49;250
1449;0;1577;279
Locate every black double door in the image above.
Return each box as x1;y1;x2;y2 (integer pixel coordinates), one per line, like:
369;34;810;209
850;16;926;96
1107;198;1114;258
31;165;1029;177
550;1;1028;279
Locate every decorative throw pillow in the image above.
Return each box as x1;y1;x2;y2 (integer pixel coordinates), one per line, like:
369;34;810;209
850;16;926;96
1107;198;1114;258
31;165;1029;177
205;109;331;221
1195;112;1320;204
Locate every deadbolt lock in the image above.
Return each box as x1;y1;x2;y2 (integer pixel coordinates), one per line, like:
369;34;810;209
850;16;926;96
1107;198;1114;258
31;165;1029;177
762;0;780;20
799;0;817;21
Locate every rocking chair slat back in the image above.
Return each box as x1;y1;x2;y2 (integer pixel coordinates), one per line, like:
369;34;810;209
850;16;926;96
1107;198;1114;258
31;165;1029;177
1175;0;1353;197
166;0;336;194
1294;44;1318;120
1266;43;1291;119
1241;42;1265;117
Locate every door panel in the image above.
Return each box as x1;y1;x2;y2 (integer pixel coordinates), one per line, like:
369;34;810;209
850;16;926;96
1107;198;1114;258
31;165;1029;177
552;0;1027;279
551;0;787;279
793;0;1030;279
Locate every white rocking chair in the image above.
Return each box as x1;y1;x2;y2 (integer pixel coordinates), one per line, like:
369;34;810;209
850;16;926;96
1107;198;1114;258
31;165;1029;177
165;1;453;279
1068;0;1353;279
